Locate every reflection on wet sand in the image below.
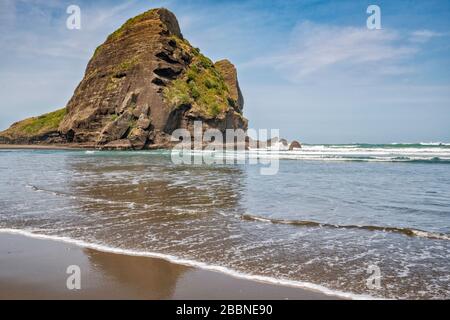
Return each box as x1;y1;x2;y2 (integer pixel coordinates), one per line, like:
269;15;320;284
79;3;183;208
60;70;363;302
0;233;335;300
84;248;188;299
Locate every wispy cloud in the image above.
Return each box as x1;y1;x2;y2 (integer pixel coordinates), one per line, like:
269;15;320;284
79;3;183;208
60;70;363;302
85;0;138;30
0;0;141;60
409;29;445;43
242;22;432;83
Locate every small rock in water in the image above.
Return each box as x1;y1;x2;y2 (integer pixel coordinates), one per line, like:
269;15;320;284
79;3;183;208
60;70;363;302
289;140;302;150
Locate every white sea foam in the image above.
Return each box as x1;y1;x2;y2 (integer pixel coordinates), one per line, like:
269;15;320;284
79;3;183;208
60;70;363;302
233;143;450;162
73;143;450;163
0;228;380;300
419;142;450;146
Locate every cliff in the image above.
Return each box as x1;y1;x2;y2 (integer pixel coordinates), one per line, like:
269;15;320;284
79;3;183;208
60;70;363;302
0;8;247;149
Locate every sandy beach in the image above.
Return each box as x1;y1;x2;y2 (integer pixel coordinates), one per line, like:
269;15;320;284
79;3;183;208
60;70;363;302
0;233;337;300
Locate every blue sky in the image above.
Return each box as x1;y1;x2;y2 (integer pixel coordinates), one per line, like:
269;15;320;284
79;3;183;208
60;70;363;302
0;0;449;143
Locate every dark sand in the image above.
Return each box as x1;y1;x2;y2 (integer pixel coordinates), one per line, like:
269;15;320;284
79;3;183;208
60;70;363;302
0;233;338;300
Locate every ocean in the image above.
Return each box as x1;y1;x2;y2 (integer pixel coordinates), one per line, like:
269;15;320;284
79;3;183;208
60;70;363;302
1;143;449;299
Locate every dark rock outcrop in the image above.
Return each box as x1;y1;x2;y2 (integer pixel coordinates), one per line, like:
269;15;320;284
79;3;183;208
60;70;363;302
214;60;244;113
0;8;248;149
289;140;302;150
279;138;288;147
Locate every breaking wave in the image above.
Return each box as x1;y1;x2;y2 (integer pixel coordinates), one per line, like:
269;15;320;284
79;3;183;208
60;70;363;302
241;214;450;241
243;142;450;163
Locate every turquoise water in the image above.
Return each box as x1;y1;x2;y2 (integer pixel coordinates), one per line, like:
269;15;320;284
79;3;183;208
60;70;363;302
0;144;449;299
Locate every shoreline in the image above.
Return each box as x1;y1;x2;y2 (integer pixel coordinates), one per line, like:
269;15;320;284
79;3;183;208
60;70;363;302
0;230;347;300
0;144;89;151
0;143;174;151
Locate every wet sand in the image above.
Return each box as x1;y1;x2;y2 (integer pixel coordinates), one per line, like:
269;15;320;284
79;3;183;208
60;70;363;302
0;233;338;300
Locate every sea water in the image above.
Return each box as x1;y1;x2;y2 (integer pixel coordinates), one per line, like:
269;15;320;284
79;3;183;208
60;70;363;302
0;143;449;299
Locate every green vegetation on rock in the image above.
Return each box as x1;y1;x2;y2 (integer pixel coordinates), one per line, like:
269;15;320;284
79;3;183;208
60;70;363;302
0;108;66;139
94;9;160;59
107;9;158;42
163;36;234;118
114;57;139;77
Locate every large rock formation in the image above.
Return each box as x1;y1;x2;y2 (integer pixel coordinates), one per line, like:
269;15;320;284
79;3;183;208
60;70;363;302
0;8;247;149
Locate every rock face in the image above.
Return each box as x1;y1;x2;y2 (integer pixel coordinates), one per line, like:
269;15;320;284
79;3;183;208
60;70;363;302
289;140;302;150
214;60;244;113
0;8;248;149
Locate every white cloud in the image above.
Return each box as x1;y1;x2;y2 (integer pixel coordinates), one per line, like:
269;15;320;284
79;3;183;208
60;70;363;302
409;29;444;43
86;0;138;30
0;0;141;60
243;21;421;83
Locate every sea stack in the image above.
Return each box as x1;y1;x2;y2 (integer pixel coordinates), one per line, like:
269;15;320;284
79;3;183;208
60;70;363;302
0;8;248;149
